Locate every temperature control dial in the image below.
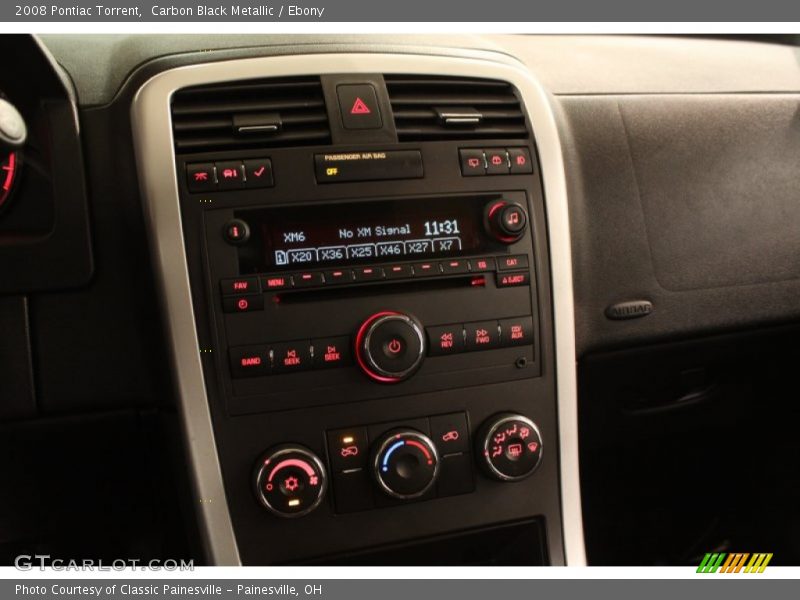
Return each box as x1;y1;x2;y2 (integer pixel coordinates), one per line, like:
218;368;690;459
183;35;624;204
355;311;426;383
253;445;327;518
485;200;528;244
479;414;543;481
371;429;440;499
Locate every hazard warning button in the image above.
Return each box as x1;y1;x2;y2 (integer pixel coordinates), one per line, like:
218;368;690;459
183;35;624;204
337;84;383;130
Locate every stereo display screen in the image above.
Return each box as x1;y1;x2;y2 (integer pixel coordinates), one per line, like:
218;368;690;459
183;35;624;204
237;196;491;273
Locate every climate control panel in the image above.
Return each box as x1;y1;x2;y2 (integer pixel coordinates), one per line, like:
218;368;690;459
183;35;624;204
252;412;543;518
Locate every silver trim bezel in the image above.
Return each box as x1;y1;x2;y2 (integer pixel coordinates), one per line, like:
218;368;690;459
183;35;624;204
131;48;585;566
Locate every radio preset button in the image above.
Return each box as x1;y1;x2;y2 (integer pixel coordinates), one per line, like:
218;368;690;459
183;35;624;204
385;264;414;279
222;294;264;313
353;266;385;281
272;341;312;373
412;262;441;277
465;320;500;351
426;324;465;356
312;336;352;369
293;271;325;288
325;269;355;284
496;272;530;288
499;316;534;347
440;259;470;274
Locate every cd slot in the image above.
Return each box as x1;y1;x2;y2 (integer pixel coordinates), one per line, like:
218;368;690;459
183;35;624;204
273;273;487;304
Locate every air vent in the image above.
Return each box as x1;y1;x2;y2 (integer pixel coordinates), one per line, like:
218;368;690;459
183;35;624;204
171;77;330;153
385;75;528;142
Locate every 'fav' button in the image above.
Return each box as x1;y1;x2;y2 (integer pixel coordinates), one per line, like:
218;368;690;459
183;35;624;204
312;336;352;369
272;341;312;373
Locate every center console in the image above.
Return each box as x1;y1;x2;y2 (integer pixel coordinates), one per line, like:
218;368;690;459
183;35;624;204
132;51;583;565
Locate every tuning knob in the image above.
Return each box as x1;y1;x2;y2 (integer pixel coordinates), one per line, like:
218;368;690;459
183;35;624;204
253;445;327;518
485;200;528;243
355;311;426;383
371;429;440;499
478;414;543;481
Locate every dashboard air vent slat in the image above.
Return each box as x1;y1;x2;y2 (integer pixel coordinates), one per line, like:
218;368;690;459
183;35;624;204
385;75;528;142
171;76;330;153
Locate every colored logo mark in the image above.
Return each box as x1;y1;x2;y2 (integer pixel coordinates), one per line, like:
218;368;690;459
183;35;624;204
697;552;773;573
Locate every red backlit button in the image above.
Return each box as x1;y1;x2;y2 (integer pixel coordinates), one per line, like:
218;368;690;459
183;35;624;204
186;163;216;192
496;272;530;288
426;324;465;356
337;84;382;130
499;316;534;347
440;259;470;274
465;320;500;351
262;274;292;291
497;255;529;271
220;277;260;296
385;264;414;279
325;269;355;285
412;262;442;277
430;413;469;455
229;345;270;378
222;294;265;313
485;148;510;175
223;219;250;245
508;148;534;174
312;336;352;369
459;149;486;177
293;271;325;288
353;266;385;282
469;257;495;273
215;161;245;190
272;341;312;373
327;426;369;472
243;158;274;189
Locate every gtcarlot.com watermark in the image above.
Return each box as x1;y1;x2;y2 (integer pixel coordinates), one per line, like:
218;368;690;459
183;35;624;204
14;555;194;571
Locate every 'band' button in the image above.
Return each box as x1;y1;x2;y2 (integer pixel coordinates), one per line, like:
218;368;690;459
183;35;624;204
229;345;270;378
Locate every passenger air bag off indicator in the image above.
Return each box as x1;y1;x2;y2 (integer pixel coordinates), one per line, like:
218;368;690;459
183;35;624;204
314;151;424;183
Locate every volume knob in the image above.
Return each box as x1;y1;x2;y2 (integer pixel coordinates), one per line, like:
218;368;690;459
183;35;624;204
485;200;528;244
355;311;426;383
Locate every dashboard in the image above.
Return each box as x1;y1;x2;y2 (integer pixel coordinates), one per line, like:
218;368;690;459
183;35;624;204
0;33;798;567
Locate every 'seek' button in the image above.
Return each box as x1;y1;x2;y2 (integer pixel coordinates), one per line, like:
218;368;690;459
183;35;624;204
272;342;312;373
313;336;352;369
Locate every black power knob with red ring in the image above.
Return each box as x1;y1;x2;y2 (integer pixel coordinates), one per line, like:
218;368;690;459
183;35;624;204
485;200;528;244
355;311;426;383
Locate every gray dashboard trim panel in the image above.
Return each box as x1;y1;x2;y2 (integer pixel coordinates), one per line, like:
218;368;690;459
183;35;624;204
130;49;585;566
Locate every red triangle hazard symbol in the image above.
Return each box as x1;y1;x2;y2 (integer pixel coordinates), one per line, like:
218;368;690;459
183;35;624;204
350;97;371;115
